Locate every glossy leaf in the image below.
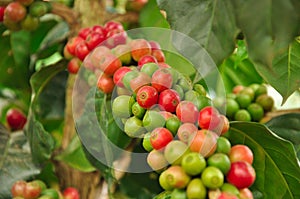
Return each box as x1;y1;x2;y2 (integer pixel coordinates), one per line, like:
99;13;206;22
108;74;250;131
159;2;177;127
254;39;300;102
231;1;300;101
227;122;300;199
0;124;40;199
34;71;67;120
54;135;96;172
25;60;67;164
231;0;300;68
266;113;300;159
218;41;263;93
157;0;238;66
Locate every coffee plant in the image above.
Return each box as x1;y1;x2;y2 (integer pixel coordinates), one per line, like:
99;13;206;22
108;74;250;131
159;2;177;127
0;0;299;199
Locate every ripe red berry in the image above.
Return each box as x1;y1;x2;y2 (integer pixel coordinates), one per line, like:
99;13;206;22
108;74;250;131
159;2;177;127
4;2;27;22
158;89;180;113
151;68;173;92
11;180;26;197
85;32;106;50
66;36;84;56
75;41;90;61
137;55;158;69
176;101;198;123
67;57;81;74
105;29;127;49
226;161;256;189
6;108;27;131
113;67;132;87
198;106;221;130
78;27;92;39
130;39;152;61
104;21;124;32
23;181;42;199
151;49;166;63
63;187;80;199
148;40;161;50
150;127;173;150
136;85;158;109
97;73;115;94
0;6;6;22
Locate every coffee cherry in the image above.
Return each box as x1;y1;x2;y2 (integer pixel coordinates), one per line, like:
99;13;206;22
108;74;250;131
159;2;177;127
4;2;27;22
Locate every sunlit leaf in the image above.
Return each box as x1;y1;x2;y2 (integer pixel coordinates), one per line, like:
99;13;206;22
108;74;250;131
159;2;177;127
54;135;96;172
254;40;300;102
227;122;300;199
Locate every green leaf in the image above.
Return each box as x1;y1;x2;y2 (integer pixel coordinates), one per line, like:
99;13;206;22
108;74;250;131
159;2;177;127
75;88;115;180
11;30;31;68
231;0;300;68
157;0;238;66
26;116;56;165
265;113;300;159
30;19;59;54
153;191;171;199
0;124;40;199
227;122;300;199
38;21;69;53
139;0;169;28
33;70;67;120
254;39;300;102
0;34;31;90
54;135;96;172
218;41;263;93
25;60;67;164
119;172;162;199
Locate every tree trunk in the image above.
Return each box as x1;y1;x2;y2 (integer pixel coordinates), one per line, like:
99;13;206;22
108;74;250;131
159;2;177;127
53;1;139;198
54;1;106;199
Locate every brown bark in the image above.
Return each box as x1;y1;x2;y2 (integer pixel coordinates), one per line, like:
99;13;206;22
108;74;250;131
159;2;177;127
50;0;141;198
52;1;139;198
54;1;106;198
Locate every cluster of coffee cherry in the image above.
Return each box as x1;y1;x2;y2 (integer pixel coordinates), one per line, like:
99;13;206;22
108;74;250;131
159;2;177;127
0;0;51;31
64;21;128;74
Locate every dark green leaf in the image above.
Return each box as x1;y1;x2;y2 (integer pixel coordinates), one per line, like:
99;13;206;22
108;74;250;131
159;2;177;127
25;116;55;165
227;122;300;199
158;0;238;66
30;60;67;97
30;20;60;54
254;39;300;102
75;87;114;180
231;0;300;68
55;135;96;172
230;0;300;101
119;172;162;199
25;60;67;164
39;21;69;49
0;124;40;199
11;30;31;68
34;70;67;120
0;34;31;90
266;113;300;159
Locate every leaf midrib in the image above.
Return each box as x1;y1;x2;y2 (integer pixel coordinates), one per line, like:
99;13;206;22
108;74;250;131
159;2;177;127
231;125;293;198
